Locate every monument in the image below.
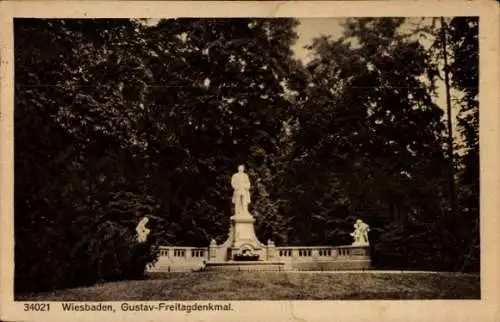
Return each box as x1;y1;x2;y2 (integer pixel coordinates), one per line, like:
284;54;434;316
149;165;372;272
201;165;284;271
206;165;275;265
227;165;263;260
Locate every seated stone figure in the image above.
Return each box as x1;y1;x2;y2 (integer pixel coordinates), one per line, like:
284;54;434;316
135;216;151;243
351;219;370;246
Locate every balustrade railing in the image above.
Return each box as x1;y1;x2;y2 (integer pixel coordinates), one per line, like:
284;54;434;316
158;246;208;259
156;245;368;261
275;245;369;259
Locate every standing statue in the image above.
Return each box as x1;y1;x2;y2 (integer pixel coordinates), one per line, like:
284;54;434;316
135;216;151;243
231;165;251;217
350;219;370;246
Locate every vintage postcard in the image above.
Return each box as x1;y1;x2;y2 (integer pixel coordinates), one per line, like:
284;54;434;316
1;1;499;321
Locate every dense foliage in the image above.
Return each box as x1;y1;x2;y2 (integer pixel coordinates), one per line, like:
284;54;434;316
14;17;479;293
447;17;479;271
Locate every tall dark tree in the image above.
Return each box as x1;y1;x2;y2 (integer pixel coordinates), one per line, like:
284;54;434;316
448;17;479;271
425;16;479;271
439;17;457;227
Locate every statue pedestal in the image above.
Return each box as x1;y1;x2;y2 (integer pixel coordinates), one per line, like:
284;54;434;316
207;211;278;263
228;213;264;260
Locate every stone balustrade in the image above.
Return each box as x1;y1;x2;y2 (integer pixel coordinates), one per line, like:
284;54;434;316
276;245;370;259
275;245;371;271
148;244;370;272
148;246;209;272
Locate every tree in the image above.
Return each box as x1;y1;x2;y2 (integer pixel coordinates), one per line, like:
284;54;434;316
144;18;301;245
286;18;451;268
14;18;159;293
448;17;479;272
15;18;304;292
425;16;479;271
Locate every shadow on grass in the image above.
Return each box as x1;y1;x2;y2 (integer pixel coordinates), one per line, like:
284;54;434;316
15;271;480;301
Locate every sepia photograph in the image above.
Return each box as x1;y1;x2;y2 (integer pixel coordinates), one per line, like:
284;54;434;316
12;16;481;301
0;1;499;321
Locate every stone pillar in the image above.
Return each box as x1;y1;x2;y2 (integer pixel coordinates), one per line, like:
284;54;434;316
266;239;276;260
209;239;217;261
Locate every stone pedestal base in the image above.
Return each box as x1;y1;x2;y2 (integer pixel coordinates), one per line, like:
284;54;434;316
204;261;285;272
229;214;263;260
208;212;270;262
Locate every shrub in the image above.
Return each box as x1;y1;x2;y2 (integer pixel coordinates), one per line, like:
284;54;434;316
15;217;159;294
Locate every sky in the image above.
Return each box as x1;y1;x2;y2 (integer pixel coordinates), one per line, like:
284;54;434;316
293;18;458;140
292;18;345;62
145;17;345;62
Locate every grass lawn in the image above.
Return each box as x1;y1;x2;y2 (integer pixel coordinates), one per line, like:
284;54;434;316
16;271;480;301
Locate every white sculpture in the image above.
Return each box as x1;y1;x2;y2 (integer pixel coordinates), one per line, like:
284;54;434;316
231;165;251;217
351;219;370;246
135;216;151;243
